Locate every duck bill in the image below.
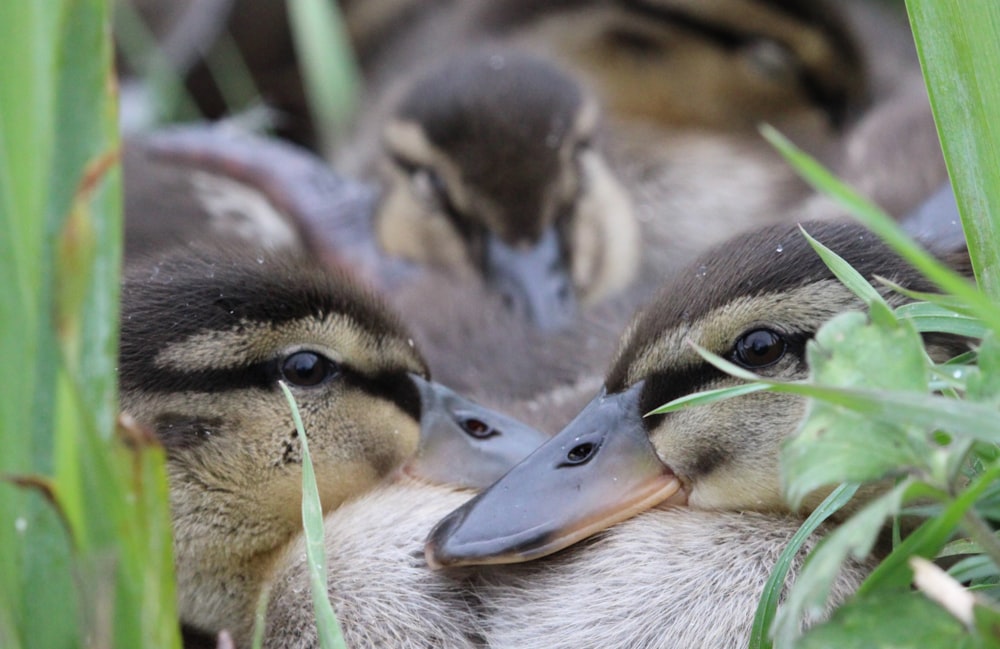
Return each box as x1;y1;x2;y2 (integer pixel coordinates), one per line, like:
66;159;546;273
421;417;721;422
425;382;680;569
406;374;550;489
485;227;577;331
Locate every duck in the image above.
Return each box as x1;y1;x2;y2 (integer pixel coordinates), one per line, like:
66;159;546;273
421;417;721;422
262;220;942;649
118;247;549;647
340;0;887;313
339;46;638;330
122;124;631;430
426;219;969;569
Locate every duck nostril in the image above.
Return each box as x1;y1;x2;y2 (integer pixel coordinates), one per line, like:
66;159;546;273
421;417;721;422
461;417;497;439
564;442;598;465
556;282;573;305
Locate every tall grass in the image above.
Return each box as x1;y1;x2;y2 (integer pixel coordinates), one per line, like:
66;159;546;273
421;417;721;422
0;2;180;647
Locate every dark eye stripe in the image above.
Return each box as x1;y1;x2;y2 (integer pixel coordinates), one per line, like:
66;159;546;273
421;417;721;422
124;361;422;423
639;363;729;428
637;331;810;424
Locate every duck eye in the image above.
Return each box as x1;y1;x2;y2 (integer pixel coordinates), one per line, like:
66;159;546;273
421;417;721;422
411;167;449;205
742;38;797;82
461;417;498;440
280;351;337;387
733;329;786;369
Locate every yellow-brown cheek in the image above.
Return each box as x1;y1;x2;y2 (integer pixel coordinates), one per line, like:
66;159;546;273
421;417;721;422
572;154;639;304
376;184;473;273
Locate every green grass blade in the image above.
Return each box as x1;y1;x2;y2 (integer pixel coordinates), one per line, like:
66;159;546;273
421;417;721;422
760;125;1000;334
800;227;888;310
749;483;860;649
858;463;1000;594
691;344;1000;447
280;381;348;649
286;0;360;158
895;302;989;338
647;382;771;415
0;2;61;643
906;0;1000;301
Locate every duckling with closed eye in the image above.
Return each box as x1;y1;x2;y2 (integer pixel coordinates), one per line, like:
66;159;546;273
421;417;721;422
353;0;874;293
357;47;638;330
119;248;548;646
427;219;969;568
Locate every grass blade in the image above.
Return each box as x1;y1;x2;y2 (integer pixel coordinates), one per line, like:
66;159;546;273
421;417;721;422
280;381;348;649
760;125;1000;334
749;483;860;649
286;0;360;159
906;0;1000;301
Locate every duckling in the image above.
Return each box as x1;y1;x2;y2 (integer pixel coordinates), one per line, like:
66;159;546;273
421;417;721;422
344;0;883;306
427;219;968;568
345;47;638;330
119;248;548;646
470;506;877;649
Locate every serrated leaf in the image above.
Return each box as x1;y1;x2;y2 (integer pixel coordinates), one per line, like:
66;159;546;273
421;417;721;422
782;311;931;506
794;591;974;649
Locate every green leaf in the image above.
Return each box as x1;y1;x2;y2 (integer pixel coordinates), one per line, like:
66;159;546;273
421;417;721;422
280;382;348;649
800;227;889;310
794;591;975;649
859;464;1000;595
647;381;771;415
967;333;1000;405
895;301;989;339
286;0;360;159
781;311;930;506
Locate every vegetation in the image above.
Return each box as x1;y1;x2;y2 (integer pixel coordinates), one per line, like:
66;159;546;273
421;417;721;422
1;0;998;647
0;1;180;648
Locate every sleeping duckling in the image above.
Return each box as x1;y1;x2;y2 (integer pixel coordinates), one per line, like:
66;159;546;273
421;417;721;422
427;219;968;568
119;248;548;646
350;47;637;329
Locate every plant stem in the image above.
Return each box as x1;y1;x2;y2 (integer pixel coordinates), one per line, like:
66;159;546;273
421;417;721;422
962;508;1000;571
